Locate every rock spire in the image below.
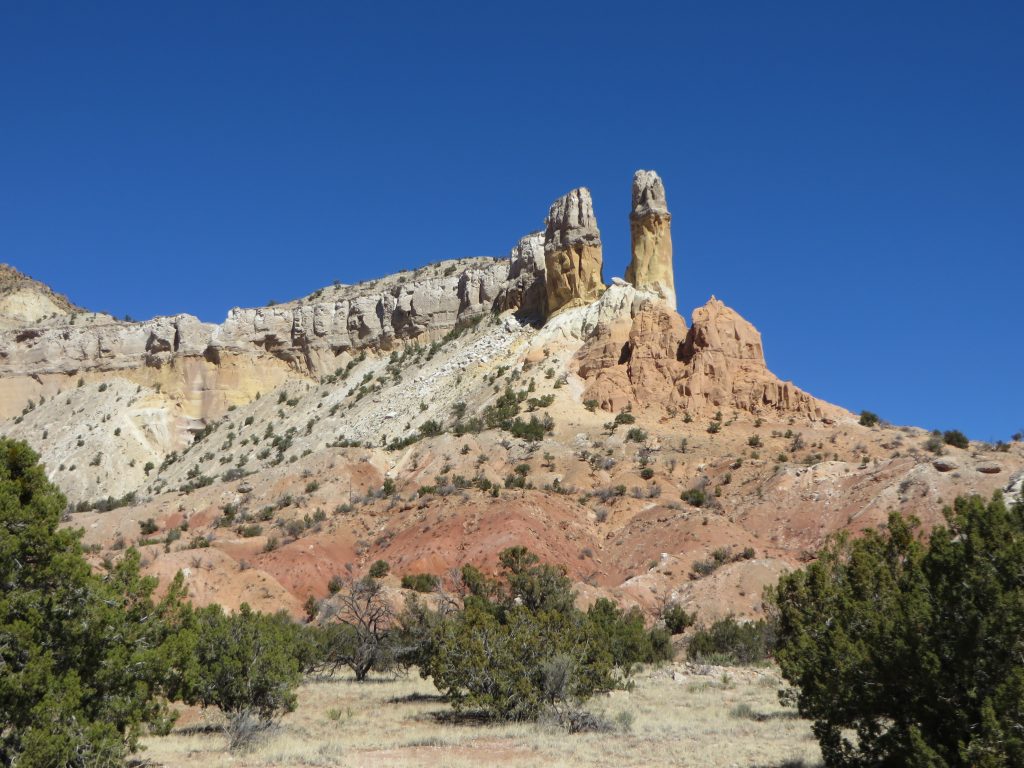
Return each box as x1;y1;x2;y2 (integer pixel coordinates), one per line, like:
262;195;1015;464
625;170;675;309
543;188;606;317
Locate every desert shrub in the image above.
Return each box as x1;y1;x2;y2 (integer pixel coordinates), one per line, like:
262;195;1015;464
640;467;654;480
429;600;592;720
139;517;159;535
858;410;880;427
625;428;648;443
680;487;706;507
662;603;696;635
586;598;673;666
527;394;555;411
507;415;552;442
483;387;521;428
418;420;443;437
943;429;969;449
401;573;440;593
769;494;1024;767
422;547;667;725
368;559;390;578
691;557;719;577
0;439;183;765
687;616;775;665
163;603;302;750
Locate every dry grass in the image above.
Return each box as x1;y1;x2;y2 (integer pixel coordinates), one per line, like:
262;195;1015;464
137;664;821;767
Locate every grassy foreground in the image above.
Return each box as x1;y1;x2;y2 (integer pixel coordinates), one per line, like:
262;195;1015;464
137;663;821;768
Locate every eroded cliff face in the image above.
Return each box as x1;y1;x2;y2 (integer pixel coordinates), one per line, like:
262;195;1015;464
543;188;606;317
625;170;675;310
0;256;544;422
218;257;510;374
495;232;546;319
576;296;840;420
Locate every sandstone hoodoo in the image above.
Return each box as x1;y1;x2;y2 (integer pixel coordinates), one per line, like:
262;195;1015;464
625;169;676;309
576;295;840;419
543;187;606;317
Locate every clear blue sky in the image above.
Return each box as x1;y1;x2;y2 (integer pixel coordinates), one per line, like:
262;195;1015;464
1;2;1021;440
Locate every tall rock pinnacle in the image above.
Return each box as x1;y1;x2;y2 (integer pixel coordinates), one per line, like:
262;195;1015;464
543;187;606;317
625;170;675;309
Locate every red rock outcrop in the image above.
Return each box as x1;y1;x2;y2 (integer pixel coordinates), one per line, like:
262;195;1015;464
577;296;840;419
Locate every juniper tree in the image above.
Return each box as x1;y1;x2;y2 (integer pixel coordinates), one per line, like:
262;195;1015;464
0;438;182;767
769;493;1024;767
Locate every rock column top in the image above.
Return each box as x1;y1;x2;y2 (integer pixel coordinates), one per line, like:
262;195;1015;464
542;187;606;318
544;187;602;251
631;170;670;220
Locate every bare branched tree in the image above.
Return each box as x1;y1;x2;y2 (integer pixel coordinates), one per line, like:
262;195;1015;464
318;576;399;681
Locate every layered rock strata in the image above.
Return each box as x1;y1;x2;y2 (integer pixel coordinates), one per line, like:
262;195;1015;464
625;170;675;309
495;232;546;319
0;256;544;420
543;188;606;317
0;263;82;329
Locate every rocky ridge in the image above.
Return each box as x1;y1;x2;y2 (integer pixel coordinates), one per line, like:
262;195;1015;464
0;263;83;329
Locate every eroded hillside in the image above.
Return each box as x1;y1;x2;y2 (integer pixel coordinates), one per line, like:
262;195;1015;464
2;170;1020;622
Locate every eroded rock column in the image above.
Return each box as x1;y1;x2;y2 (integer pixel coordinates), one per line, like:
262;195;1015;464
625;170;675;310
543;188;605;317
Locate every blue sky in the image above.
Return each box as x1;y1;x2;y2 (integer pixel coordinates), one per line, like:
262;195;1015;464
1;2;1021;440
